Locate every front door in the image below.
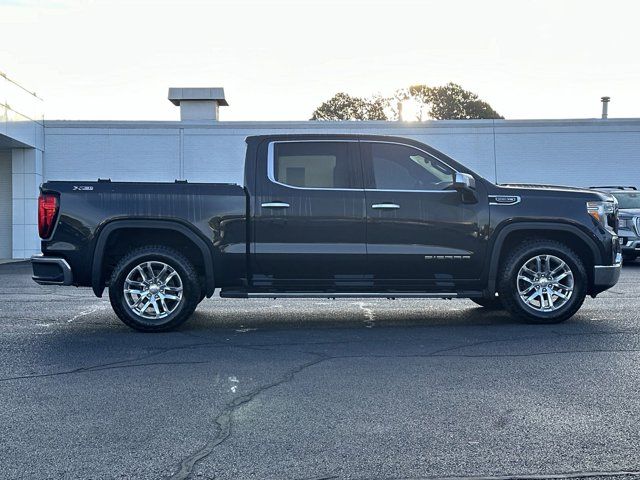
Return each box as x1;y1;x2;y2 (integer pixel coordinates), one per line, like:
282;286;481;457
361;141;487;291
252;140;367;290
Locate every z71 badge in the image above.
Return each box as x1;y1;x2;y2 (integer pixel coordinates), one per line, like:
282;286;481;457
72;186;94;191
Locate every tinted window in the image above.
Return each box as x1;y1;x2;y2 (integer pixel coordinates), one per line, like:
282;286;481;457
367;143;454;191
273;142;359;189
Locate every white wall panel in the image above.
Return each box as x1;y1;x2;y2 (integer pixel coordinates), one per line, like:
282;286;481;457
43;118;640;189
0;150;12;258
11;148;42;259
183;133;247;183
45;129;180;182
495;127;640;187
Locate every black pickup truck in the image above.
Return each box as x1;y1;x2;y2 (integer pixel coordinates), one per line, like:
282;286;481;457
32;134;622;331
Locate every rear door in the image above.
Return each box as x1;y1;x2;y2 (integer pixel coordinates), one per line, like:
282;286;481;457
252;139;367;290
361;140;486;290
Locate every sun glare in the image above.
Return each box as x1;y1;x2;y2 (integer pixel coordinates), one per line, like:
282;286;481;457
400;98;424;121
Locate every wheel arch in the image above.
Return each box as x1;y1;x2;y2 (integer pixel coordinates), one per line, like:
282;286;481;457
91;219;215;298
486;222;603;296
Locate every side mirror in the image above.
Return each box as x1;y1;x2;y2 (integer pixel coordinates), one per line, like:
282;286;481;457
452;172;478;203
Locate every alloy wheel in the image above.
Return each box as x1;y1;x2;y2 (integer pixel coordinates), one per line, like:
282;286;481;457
123;261;184;320
516;254;574;312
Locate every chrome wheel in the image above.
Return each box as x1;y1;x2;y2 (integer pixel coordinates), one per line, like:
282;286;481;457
517;254;574;312
123;261;183;320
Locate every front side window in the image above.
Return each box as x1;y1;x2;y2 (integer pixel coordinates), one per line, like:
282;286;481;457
366;142;455;191
272;142;360;189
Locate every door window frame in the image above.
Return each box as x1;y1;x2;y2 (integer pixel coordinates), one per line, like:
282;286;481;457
267;140;364;191
361;140;460;193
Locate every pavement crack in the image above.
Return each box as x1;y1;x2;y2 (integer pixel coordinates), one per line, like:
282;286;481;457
0;341;230;383
4;334;637;384
0;348;172;382
168;353;329;480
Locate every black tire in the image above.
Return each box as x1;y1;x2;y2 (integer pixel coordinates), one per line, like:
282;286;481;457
471;296;503;310
498;239;587;324
108;245;201;332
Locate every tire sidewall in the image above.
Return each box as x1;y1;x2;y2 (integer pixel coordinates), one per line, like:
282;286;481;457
109;249;200;331
499;243;586;323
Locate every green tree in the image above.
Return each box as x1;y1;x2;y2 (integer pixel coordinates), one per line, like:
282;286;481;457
310;92;389;120
414;82;503;120
311;83;503;121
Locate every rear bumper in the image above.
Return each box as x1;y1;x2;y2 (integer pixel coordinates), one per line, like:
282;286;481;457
31;255;73;286
593;252;622;289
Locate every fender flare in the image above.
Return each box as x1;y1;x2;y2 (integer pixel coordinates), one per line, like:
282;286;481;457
91;219;215;298
486;221;603;295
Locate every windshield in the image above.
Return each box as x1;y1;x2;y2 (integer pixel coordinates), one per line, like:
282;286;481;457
611;192;640;209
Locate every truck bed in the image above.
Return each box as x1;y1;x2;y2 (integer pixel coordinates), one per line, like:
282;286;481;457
38;179;248;292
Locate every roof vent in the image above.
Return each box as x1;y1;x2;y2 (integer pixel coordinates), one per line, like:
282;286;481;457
601;96;610;119
168;87;228;121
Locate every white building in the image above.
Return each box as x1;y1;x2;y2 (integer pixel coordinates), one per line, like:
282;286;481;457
2;75;640;260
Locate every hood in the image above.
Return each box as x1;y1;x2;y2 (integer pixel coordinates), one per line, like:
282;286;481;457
619;208;640;217
496;183;612;201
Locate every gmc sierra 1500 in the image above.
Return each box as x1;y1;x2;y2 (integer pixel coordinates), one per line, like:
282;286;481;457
32;134;621;331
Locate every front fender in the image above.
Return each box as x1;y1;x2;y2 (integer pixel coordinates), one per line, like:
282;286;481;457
485;221;604;295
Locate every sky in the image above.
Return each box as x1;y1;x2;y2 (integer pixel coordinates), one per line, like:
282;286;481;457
1;0;639;121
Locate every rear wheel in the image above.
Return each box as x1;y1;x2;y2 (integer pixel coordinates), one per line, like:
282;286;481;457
108;246;201;332
498;239;587;324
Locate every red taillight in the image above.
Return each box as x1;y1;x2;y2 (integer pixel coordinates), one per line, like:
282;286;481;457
38;193;59;239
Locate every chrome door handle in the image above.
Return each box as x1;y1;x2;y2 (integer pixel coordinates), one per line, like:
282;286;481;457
372;203;400;209
261;202;290;208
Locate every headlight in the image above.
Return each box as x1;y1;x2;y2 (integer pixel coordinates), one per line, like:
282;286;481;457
587;200;616;230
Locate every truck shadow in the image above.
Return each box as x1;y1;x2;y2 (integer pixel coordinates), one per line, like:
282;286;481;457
20;304;623;382
184;299;547;332
14;294;627;382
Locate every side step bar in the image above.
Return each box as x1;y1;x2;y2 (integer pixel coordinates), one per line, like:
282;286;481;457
220;291;483;299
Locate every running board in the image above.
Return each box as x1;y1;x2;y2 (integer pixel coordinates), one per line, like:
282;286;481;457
220;291;482;299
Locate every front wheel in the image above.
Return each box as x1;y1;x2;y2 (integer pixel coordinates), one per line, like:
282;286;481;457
108;246;201;332
498;240;587;324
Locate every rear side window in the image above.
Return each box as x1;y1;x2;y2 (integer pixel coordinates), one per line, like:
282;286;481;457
365;142;455;191
272;142;361;189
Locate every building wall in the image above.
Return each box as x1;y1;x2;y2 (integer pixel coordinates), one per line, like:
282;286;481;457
0;73;44;259
44;119;640;188
2;116;633;260
0;150;12;258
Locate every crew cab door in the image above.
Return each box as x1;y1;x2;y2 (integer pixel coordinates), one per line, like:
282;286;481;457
252;140;366;289
361;141;487;290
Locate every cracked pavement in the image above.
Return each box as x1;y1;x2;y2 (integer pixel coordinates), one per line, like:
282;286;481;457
1;262;640;479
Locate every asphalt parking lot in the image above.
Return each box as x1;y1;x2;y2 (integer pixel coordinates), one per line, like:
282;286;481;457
2;261;640;480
